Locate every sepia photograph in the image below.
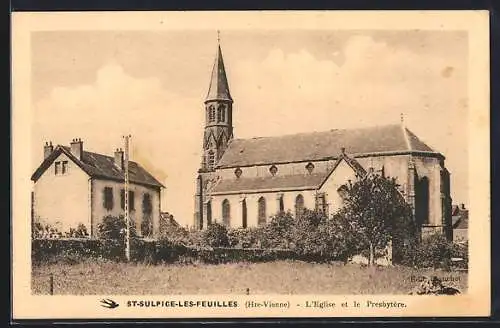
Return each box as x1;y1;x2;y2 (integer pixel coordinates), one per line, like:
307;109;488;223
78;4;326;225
11;11;490;319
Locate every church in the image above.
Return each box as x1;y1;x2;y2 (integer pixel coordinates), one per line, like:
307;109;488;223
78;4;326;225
194;41;453;240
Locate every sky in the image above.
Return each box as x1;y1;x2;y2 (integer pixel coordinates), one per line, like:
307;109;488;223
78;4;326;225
31;30;468;227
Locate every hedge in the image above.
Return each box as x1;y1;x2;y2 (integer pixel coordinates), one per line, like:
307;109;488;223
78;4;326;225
32;238;301;265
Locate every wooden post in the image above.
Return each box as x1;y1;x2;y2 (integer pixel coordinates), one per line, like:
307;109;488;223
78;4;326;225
123;135;131;261
49;273;54;295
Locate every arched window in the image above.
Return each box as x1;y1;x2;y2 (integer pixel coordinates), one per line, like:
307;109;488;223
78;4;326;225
295;194;304;219
337;184;349;201
258;197;267;225
206;200;212;226
217;105;225;122
416;177;430;225
207;151;215;170
222;199;230;226
208;105;216;122
242;199;247;228
279;194;285;212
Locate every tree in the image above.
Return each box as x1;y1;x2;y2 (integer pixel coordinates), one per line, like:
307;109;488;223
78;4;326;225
336;174;415;266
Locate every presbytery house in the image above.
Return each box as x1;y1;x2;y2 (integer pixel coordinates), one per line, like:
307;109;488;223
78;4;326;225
31;139;165;238
194;41;453;240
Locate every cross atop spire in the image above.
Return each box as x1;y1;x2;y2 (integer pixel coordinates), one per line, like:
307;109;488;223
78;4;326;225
205;34;233;103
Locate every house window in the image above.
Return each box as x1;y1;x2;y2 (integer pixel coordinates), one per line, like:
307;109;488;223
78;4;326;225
129;191;135;211
315;192;328;216
208;105;216;122
258;197;267;225
142;193;152;215
269;165;278;176
234;167;242;178
103;187;114;211
121;190;135;211
306;162;315;174
120;189;125;209
217;105;225;122
222;199;230;227
295;194;304;219
54;162;61;175
62;161;68;174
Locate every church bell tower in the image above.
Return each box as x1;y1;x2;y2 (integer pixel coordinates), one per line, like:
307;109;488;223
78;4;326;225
200;36;234;172
194;33;234;229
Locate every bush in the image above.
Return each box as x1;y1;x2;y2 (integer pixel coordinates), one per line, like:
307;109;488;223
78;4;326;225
260;211;296;249
33;222;63;239
451;241;468;269
31;238;123;265
202;223;229;247
401;232;455;269
227;227;262;248
65;223;89;238
97;215;137;241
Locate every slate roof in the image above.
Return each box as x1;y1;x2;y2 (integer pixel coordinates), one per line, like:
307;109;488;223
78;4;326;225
211;153;366;194
31;145;165;188
211;172;328;194
206;44;232;102
216;124;439;168
452;210;469;230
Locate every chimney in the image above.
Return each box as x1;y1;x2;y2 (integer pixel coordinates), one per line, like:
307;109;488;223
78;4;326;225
70;138;83;160
114;148;124;170
43;141;54;159
461;203;465;210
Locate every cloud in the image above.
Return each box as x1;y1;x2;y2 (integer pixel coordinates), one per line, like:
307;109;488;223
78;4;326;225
33;63;201;226
232;35;467;203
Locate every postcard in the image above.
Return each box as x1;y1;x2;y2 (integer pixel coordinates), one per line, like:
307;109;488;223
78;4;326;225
11;10;490;319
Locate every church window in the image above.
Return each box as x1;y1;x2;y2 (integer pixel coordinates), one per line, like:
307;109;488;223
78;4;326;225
208;151;215;170
206;200;212;226
242;199;247;228
278;194;285;212
208;105;216;122
234;167;242;178
415;177;430;225
295;194;304;219
306;162;315;174
222;199;230;226
337;185;349;201
258;197;267;225
269;165;278;176
315;192;328;216
217;105;225;122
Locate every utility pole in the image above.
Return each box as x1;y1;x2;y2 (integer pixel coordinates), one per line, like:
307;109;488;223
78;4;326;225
123;134;131;261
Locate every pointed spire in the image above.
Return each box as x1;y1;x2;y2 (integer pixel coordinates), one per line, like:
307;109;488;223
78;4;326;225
205;32;232;103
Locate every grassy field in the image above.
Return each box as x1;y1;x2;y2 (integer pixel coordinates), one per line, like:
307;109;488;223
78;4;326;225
32;260;468;295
